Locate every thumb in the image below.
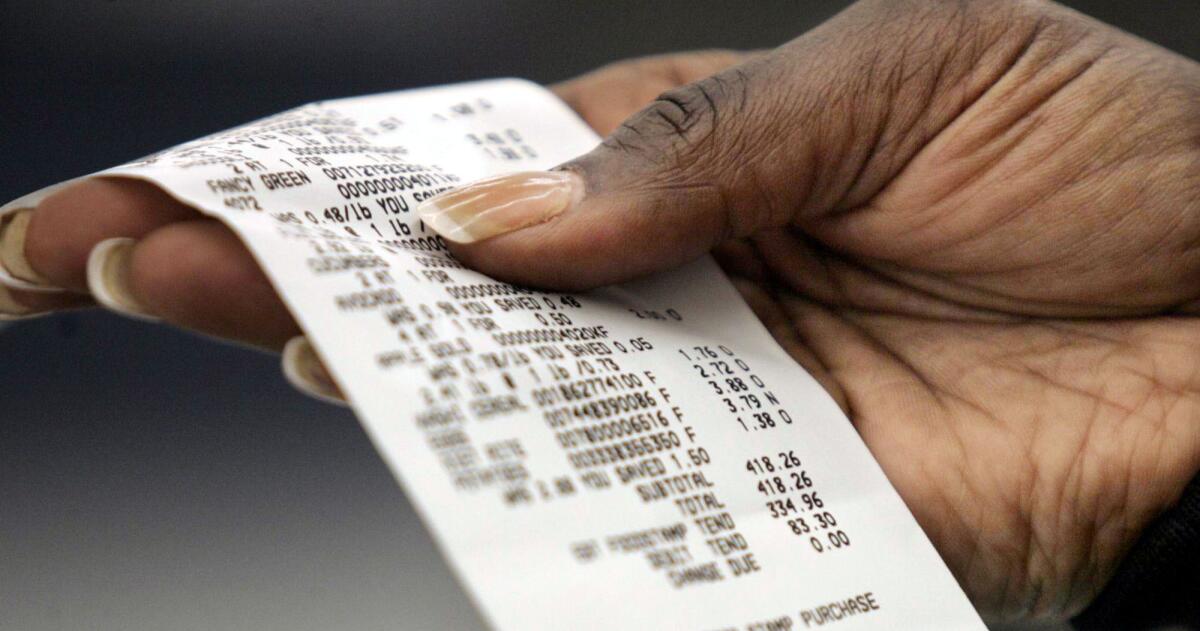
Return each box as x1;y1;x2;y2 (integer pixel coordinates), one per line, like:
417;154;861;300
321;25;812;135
417;0;1045;289
418;54;787;290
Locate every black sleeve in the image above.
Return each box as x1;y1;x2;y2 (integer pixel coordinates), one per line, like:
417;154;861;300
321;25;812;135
1072;472;1200;630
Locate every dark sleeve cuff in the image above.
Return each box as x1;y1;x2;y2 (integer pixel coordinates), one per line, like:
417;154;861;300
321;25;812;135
1072;472;1200;630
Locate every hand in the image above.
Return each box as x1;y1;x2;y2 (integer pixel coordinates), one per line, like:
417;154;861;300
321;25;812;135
418;0;1200;622
4;0;1197;622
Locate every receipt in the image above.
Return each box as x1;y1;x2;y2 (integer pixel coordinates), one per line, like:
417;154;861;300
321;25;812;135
2;80;985;630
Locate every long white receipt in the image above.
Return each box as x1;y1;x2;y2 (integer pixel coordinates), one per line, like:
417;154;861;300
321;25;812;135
3;80;986;630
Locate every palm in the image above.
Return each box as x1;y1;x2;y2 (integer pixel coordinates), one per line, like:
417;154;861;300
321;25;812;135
556;48;1200;621
729;265;1199;620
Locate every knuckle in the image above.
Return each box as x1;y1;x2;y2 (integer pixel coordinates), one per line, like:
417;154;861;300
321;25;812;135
592;69;758;195
646;81;720;146
604;70;751;172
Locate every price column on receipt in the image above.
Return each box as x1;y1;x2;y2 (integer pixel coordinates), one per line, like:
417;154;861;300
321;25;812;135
0;80;986;630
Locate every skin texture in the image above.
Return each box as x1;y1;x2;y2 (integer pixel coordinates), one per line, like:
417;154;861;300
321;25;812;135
11;0;1200;623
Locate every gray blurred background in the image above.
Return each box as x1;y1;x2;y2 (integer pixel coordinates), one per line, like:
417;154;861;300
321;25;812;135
1;1;1196;630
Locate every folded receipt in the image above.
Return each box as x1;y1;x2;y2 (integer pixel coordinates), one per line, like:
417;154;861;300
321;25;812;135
1;80;986;630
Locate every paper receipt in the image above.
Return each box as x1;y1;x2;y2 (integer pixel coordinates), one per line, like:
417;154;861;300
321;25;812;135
1;80;987;630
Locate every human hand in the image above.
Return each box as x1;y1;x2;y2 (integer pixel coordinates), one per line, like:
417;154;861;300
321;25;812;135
4;0;1198;623
416;1;1200;622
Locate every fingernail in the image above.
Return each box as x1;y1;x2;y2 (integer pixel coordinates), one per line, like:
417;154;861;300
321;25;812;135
416;170;583;243
282;336;346;405
86;237;158;321
0;283;36;320
0;210;55;288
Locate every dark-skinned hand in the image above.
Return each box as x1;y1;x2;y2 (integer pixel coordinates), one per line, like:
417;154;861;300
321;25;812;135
5;0;1198;623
